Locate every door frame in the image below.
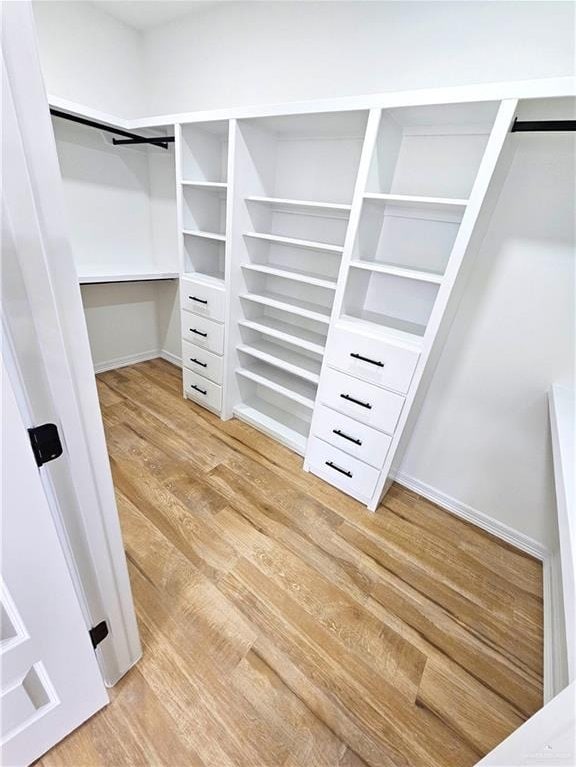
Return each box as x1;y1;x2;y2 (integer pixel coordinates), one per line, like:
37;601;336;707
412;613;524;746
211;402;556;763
1;0;140;685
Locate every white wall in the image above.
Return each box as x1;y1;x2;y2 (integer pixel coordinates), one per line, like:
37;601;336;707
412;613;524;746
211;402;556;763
32;0;145;117
141;1;574;114
398;128;574;551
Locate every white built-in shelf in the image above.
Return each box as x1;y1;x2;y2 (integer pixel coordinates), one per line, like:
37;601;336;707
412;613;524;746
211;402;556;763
363;193;468;208
181;271;225;288
241;292;331;325
349;260;444;285
244;232;344;254
78;270;179;284
237;340;321;384
236;365;316;410
233;400;309;456
340;312;427;348
242;263;337;290
246;196;352;214
181;180;227;190
238;318;326;356
183;229;226;242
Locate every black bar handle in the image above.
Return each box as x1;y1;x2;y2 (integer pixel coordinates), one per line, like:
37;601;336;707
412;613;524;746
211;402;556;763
190;358;207;368
190;328;207;337
189;296;208;304
340;393;372;409
190;384;207;395
350;352;384;368
325;461;352;478
333;429;362;446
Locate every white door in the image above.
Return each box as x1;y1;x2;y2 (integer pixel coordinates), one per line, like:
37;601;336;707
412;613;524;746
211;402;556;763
1;359;109;767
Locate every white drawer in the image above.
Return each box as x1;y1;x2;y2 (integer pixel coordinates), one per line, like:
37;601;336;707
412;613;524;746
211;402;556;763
319;367;404;434
181;311;225;355
326;324;419;394
183;368;222;412
182;340;223;384
313;404;391;469
307;437;380;502
180;277;225;322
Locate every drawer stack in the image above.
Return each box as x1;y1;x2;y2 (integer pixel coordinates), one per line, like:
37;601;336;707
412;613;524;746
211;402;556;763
306;322;420;504
180;276;226;413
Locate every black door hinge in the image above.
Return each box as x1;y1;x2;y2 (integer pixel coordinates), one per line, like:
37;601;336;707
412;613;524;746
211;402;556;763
27;423;63;467
89;621;109;649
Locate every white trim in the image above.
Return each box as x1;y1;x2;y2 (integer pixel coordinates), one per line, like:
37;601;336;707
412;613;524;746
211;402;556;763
48;76;576;130
543;552;569;703
93;349;182;374
392;470;548;560
159;349;182;368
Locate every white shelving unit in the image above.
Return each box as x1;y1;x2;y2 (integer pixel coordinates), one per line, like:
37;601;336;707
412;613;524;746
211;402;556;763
176;120;232;412
222;111;368;454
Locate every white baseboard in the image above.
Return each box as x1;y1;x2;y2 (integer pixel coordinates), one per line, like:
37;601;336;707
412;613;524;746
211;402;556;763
159;349;182;367
392;470;548;561
93;350;161;374
94;349;182;374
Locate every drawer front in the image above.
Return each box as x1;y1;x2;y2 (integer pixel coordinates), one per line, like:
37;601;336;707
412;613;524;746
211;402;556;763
182;340;223;384
313;404;391;469
181;311;224;355
319;367;404;434
307;437;380;501
180;277;225;322
183;368;222;412
326;325;419;394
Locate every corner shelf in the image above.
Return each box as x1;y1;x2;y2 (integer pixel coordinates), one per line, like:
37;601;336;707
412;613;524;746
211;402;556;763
238;318;326;356
78;270;179;284
349;260;443;285
182;229;226;242
244;232;344;254
233;400;309;456
237;340;321;384
242;263;337;290
236;365;316;409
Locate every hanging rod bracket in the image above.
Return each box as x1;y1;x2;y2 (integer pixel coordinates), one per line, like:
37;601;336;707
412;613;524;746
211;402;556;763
512;118;576;132
49;108;174;149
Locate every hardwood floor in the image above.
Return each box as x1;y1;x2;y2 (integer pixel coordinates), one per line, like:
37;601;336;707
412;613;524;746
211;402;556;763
39;359;544;767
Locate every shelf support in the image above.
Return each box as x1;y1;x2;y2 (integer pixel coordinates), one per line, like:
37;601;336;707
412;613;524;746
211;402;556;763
50;108;174;149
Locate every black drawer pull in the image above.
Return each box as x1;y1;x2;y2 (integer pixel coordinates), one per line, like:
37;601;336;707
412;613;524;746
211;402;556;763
350;352;384;368
325;461;352;478
190;328;207;337
190;358;207;368
189;296;208;304
333;429;362;446
340;393;372;409
190;384;207;395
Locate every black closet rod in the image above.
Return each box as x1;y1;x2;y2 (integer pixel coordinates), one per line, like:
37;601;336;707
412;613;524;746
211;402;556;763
511;119;576;132
49;108;174;149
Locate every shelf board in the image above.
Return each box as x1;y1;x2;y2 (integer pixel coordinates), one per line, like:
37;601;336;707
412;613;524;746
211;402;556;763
242;263;337;290
244;232;344;254
233;400;309;456
182;229;226;242
181;180;227;190
340;312;426;348
181;271;225;288
238;318;326;356
237;341;321;384
246;196;352;214
240;292;331;325
236;366;316;410
78;270;179;284
363;193;468;208
349;260;443;285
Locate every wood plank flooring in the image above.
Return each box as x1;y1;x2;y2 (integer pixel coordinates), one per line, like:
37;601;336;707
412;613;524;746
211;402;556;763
39;359;544;767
